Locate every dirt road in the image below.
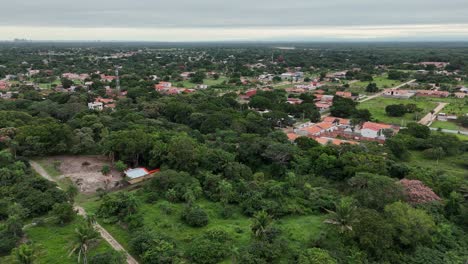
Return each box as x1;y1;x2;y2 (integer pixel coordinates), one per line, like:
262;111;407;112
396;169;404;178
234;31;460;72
30;161;139;264
418;102;448;126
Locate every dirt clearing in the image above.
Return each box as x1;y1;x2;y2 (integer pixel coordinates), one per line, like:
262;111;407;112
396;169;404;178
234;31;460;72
42;155;125;193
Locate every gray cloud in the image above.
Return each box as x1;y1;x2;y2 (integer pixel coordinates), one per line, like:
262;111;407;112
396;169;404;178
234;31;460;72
1;0;468;28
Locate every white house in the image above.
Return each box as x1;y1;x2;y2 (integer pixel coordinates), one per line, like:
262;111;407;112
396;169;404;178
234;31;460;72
360;122;394;139
88;102;103;111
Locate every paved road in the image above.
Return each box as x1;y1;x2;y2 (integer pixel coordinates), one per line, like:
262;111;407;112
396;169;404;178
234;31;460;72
358;79;416;103
418;102;448;126
30;161;139;264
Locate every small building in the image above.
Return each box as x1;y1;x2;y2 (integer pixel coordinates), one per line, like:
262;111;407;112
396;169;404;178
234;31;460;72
382;89;415;99
88;102;103;111
125;168;160;185
454;92;466;99
415;90;449;98
360;122;396;139
196;84;208;89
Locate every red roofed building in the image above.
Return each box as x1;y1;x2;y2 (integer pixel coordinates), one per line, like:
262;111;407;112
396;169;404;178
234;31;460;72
287;98;303;105
322;116;351;126
287;133;300;141
360;122;396;139
101;74;117;82
0;81;10;91
400;179;441;204
315;102;331;112
335;91;352;98
155;82;173;91
315;137;358;146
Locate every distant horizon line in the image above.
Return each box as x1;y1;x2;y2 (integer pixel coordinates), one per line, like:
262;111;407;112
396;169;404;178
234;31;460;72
2;39;468;43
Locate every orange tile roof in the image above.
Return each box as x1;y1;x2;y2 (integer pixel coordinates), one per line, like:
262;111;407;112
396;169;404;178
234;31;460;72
323;116;350;125
362;122;392;131
287;133;300;141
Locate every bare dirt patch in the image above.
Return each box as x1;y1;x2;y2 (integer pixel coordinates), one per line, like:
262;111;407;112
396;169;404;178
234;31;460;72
47;155;124;193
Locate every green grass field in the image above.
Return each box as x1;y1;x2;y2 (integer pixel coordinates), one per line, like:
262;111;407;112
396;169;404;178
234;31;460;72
430;121;465;131
80;193;324;261
358;97;437;125
178;77;228;88
428;97;468;116
351;75;403;93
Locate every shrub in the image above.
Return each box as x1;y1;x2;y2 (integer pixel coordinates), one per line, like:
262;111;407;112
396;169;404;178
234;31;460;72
181;205;209;227
186;229;231;264
51;202;75;225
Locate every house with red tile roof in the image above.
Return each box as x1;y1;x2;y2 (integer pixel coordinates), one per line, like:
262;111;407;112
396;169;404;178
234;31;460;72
315;137;358;146
0;81;10;91
287;98;303;105
101;74;117;82
287;133;300;141
360;122;396;139
335;91;352;98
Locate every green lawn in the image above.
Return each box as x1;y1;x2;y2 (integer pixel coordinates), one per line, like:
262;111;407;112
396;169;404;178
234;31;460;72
351;75;403;93
80;192;324;260
430;121;465;131
455;133;468;141
358;97;437;125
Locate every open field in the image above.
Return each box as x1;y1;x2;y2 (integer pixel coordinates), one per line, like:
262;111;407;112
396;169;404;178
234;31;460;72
350;75;403;93
405;150;468;179
179;77;228;88
35;156;123;193
358;97;437;125
81;193;324;260
430;120;466;131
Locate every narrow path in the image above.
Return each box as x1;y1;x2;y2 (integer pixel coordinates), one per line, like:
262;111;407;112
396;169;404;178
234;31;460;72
418;102;448;126
30;161;139;264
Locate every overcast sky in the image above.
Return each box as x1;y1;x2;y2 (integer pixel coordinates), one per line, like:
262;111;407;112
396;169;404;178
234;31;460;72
0;0;467;41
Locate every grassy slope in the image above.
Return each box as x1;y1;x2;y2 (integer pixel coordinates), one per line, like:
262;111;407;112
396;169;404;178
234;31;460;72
358;97;437;125
405;151;468;179
26;218;111;264
81;193;324;260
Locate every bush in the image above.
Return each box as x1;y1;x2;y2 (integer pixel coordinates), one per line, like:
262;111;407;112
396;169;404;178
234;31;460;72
186;229;231;264
181;205;209;227
89;250;126;264
129;230;178;264
385;104;407;117
51;202;75;225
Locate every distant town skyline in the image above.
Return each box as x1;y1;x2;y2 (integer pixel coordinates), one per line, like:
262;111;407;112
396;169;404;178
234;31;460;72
1;0;468;41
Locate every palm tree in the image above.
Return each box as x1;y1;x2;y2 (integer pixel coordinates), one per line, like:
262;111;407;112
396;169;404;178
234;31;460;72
251;210;272;239
324;197;358;233
68;222;99;264
13;244;35;264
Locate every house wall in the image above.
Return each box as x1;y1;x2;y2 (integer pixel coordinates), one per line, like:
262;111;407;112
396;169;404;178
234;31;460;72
361;128;378;139
128;174;156;185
